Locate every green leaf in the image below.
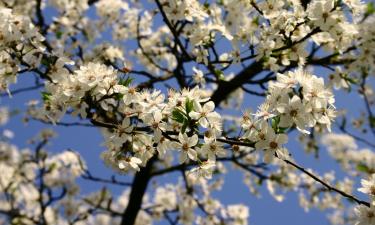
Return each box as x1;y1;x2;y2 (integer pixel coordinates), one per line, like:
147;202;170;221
366;2;375;16
171;109;186;123
185;98;194;114
196;143;204;148
369;116;375;128
48;162;58;172
252;17;259;26
356;164;370;173
344;76;357;85
41;91;52;102
4;72;13;77
277;126;288;134
181;119;188;134
214;69;225;80
270;174;282;183
271;116;280;130
203;2;210;9
10;109;20;116
114;93;124;100
41;58;51;67
56;30;63;39
119;77;134;87
256;179;263;186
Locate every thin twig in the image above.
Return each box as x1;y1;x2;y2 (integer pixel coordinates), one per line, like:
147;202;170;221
281;157;370;207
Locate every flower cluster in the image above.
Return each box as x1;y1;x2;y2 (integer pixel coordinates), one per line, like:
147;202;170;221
240;68;336;162
321;133;375;174
321;133;375;224
42;62;124;121
356;175;375;225
100;86;223;175
268;69;336;132
38;63;337;175
44;151;86;186
0;128;250;225
0;7;45;94
0;136;86;224
38;62;224;176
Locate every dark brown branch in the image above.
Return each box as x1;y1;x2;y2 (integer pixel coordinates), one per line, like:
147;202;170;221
88;0;100;5
233;159;269;181
35;0;46;33
120;157;156;225
241;86;266;97
273;28;321;53
135;15;171;73
1;84;44;97
33;118;95;127
82;172;132;187
211;59;265;106
154;0;193;61
281;157;370;207
336;121;375;148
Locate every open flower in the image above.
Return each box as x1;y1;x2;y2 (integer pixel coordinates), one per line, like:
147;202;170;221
142;110;166;139
255;126;288;163
192;67;206;86
201;140;226;161
354;204;375;225
188;160;216;179
276;95;313;134
174;133;199;163
308;0;338;31
358;174;375;197
118;156;142;171
189;101;220;128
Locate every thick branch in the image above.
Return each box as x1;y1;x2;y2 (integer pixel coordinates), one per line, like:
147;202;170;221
211;59;264;106
120;157;156;225
88;0;100;5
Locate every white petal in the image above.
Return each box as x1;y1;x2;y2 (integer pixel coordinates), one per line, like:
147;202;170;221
189;134;198;146
255;140;268;150
200;118;209;128
203;101;215;112
189;111;201;120
178;133;186;143
118;162;126;169
131;157;142;164
193;100;202;112
179;153;187;163
264;150;274;163
153;111;162;122
279;116;292;128
276;103;287;113
130;162;140;171
276;134;288;145
188;149;198;161
290;95;301;107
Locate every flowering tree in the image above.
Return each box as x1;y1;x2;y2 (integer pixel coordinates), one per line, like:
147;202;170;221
0;0;374;224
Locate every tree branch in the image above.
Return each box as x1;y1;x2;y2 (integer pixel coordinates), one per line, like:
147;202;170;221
211;59;265;106
120;157;156;225
281;157;370;207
